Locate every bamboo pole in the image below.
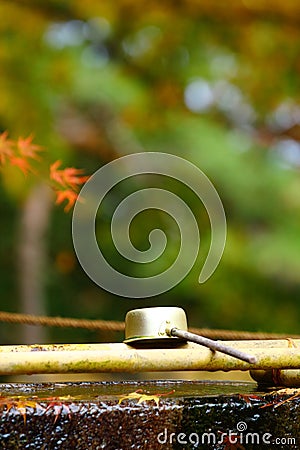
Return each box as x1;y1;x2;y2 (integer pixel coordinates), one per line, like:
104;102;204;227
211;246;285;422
0;342;299;375
250;369;300;387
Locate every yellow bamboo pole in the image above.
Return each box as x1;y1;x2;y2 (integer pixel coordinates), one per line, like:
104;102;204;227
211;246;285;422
250;369;300;387
0;342;299;375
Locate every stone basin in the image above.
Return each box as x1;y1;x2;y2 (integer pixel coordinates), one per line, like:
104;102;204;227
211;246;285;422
0;380;299;449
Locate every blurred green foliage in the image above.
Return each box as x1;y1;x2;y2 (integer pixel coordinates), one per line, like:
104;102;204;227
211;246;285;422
1;0;300;343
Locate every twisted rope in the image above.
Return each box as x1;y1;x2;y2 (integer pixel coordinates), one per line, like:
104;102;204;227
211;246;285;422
0;311;123;332
0;310;299;340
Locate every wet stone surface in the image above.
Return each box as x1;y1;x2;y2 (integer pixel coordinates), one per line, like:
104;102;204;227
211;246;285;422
0;381;299;449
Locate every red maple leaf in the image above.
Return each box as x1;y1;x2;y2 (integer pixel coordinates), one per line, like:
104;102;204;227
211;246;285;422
17;134;43;160
0;131;89;213
50;160;89;190
55;189;79;212
0;131;14;165
0;395;44;425
10;156;33;175
43;395;74;423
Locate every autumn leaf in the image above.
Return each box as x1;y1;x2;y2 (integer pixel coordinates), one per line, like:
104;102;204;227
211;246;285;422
60;167;89;187
0;131;14;165
9;156;33;175
0;131;89;213
118;389;175;406
44;395;74;423
55;189;79;212
217;431;246;450
50;160;89;190
0;395;44;424
260;388;300;409
17;134;43;160
238;393;263;404
50;161;89;212
50;160;63;184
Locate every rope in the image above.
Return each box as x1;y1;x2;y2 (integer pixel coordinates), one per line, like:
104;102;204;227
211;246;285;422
0;310;299;340
188;327;300;340
0;311;123;332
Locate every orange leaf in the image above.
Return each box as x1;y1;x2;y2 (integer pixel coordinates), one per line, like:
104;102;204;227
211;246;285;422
10;156;32;175
17;134;43;160
55;189;79;212
50;160;63;184
60;167;89;186
43;395;74;423
0;395;44;425
118;389;175;406
0;131;14;165
50;160;89;190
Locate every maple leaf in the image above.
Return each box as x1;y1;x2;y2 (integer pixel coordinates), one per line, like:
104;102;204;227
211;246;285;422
217;432;246;450
260;388;300;409
60;167;89;186
238;393;263;404
9;156;33;175
55;189;79;212
43;395;74;423
17;134;43;160
50;160;89;190
0;395;44;424
118;389;175;406
50;160;64;184
0;131;14;165
0;130;88;214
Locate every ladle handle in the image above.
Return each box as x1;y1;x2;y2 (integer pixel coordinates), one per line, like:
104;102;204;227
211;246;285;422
170;328;257;364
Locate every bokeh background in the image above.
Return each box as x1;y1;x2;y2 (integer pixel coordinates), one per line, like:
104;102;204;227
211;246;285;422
1;0;300;349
